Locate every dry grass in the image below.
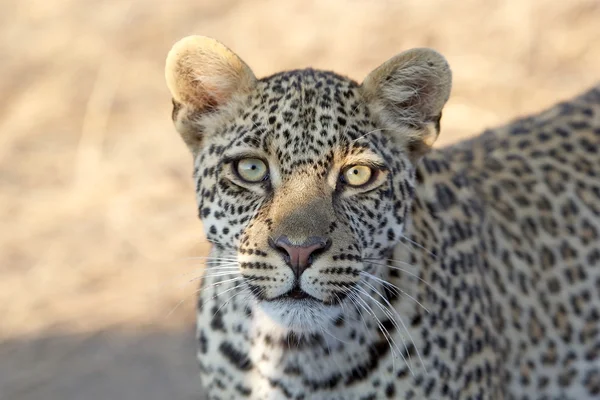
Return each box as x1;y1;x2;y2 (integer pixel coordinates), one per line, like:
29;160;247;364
1;0;599;398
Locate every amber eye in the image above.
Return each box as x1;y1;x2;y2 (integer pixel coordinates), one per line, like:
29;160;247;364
235;158;269;183
342;165;373;187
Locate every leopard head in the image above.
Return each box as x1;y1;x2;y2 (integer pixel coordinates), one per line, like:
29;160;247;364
165;36;451;331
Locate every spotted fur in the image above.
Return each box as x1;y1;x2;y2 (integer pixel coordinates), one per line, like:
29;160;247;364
165;36;600;399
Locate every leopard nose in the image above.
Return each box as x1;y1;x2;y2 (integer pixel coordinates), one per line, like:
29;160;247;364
269;236;331;277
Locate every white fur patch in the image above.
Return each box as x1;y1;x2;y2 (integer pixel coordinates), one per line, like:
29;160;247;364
257;299;341;333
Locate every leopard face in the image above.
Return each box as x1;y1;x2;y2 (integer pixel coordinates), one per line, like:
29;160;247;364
165;36;450;331
195;73;418;330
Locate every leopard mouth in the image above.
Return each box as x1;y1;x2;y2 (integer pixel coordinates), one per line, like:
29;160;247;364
271;283;317;302
287;287;310;300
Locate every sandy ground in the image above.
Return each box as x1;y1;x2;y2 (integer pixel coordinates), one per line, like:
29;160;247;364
1;0;599;398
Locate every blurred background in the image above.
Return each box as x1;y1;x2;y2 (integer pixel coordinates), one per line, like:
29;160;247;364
1;0;599;398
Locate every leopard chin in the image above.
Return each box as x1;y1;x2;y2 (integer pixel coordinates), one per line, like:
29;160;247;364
257;298;342;333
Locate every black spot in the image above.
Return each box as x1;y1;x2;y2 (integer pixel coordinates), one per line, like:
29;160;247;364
198;330;208;354
434;183;457;209
218;341;253;371
385;383;396;397
387;228;395;241
210;306;226;332
345;340;390;386
334;315;345;327
235;383;252;396
547;277;561;294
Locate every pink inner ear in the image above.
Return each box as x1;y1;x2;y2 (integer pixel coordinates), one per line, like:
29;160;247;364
167;36;258;116
201;82;230;108
195;92;220;113
183;78;224;113
184;66;247;112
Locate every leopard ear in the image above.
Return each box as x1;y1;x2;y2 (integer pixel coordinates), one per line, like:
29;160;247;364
361;48;452;160
165;36;256;154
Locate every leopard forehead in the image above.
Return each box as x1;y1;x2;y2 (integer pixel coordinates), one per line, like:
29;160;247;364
201;69;396;173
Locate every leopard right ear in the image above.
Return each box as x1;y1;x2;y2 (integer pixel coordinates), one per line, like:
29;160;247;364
165;36;256;154
361;48;452;160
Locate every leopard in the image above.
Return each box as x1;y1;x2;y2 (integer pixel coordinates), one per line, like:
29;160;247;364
164;36;600;399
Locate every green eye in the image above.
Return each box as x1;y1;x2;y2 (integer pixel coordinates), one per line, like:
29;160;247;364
235;158;268;183
343;165;373;187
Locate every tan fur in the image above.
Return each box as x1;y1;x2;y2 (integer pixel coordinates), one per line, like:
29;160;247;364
269;178;334;244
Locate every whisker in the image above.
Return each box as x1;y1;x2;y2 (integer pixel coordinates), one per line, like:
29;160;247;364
359;273;429;374
179;266;239;280
193;271;240;281
364;259;438;291
318;325;347;373
163;277;245;317
163;261;239;281
203;262;238;268
333;292;351;324
360;271;430;314
164;277;244;319
203;259;239;264
213;289;247;316
321;323;352;345
364;259;444;302
211;281;256;317
210;278;257;301
203;265;241;271
364;257;418;269
398;235;437;259
351;128;390;143
341;103;362;139
352;285;412;374
202;276;245;292
166;298;192;319
349;290;403;373
343;288;371;333
179;257;239;267
348;289;410;375
183;256;239;261
359;278;430;375
356;281;414;368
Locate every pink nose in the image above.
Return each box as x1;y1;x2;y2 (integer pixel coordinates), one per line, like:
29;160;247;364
270;236;331;277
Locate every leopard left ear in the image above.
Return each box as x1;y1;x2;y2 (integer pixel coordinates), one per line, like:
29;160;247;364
361;48;452;160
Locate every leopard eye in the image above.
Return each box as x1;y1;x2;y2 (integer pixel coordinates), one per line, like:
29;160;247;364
235;158;268;183
342;165;373;187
